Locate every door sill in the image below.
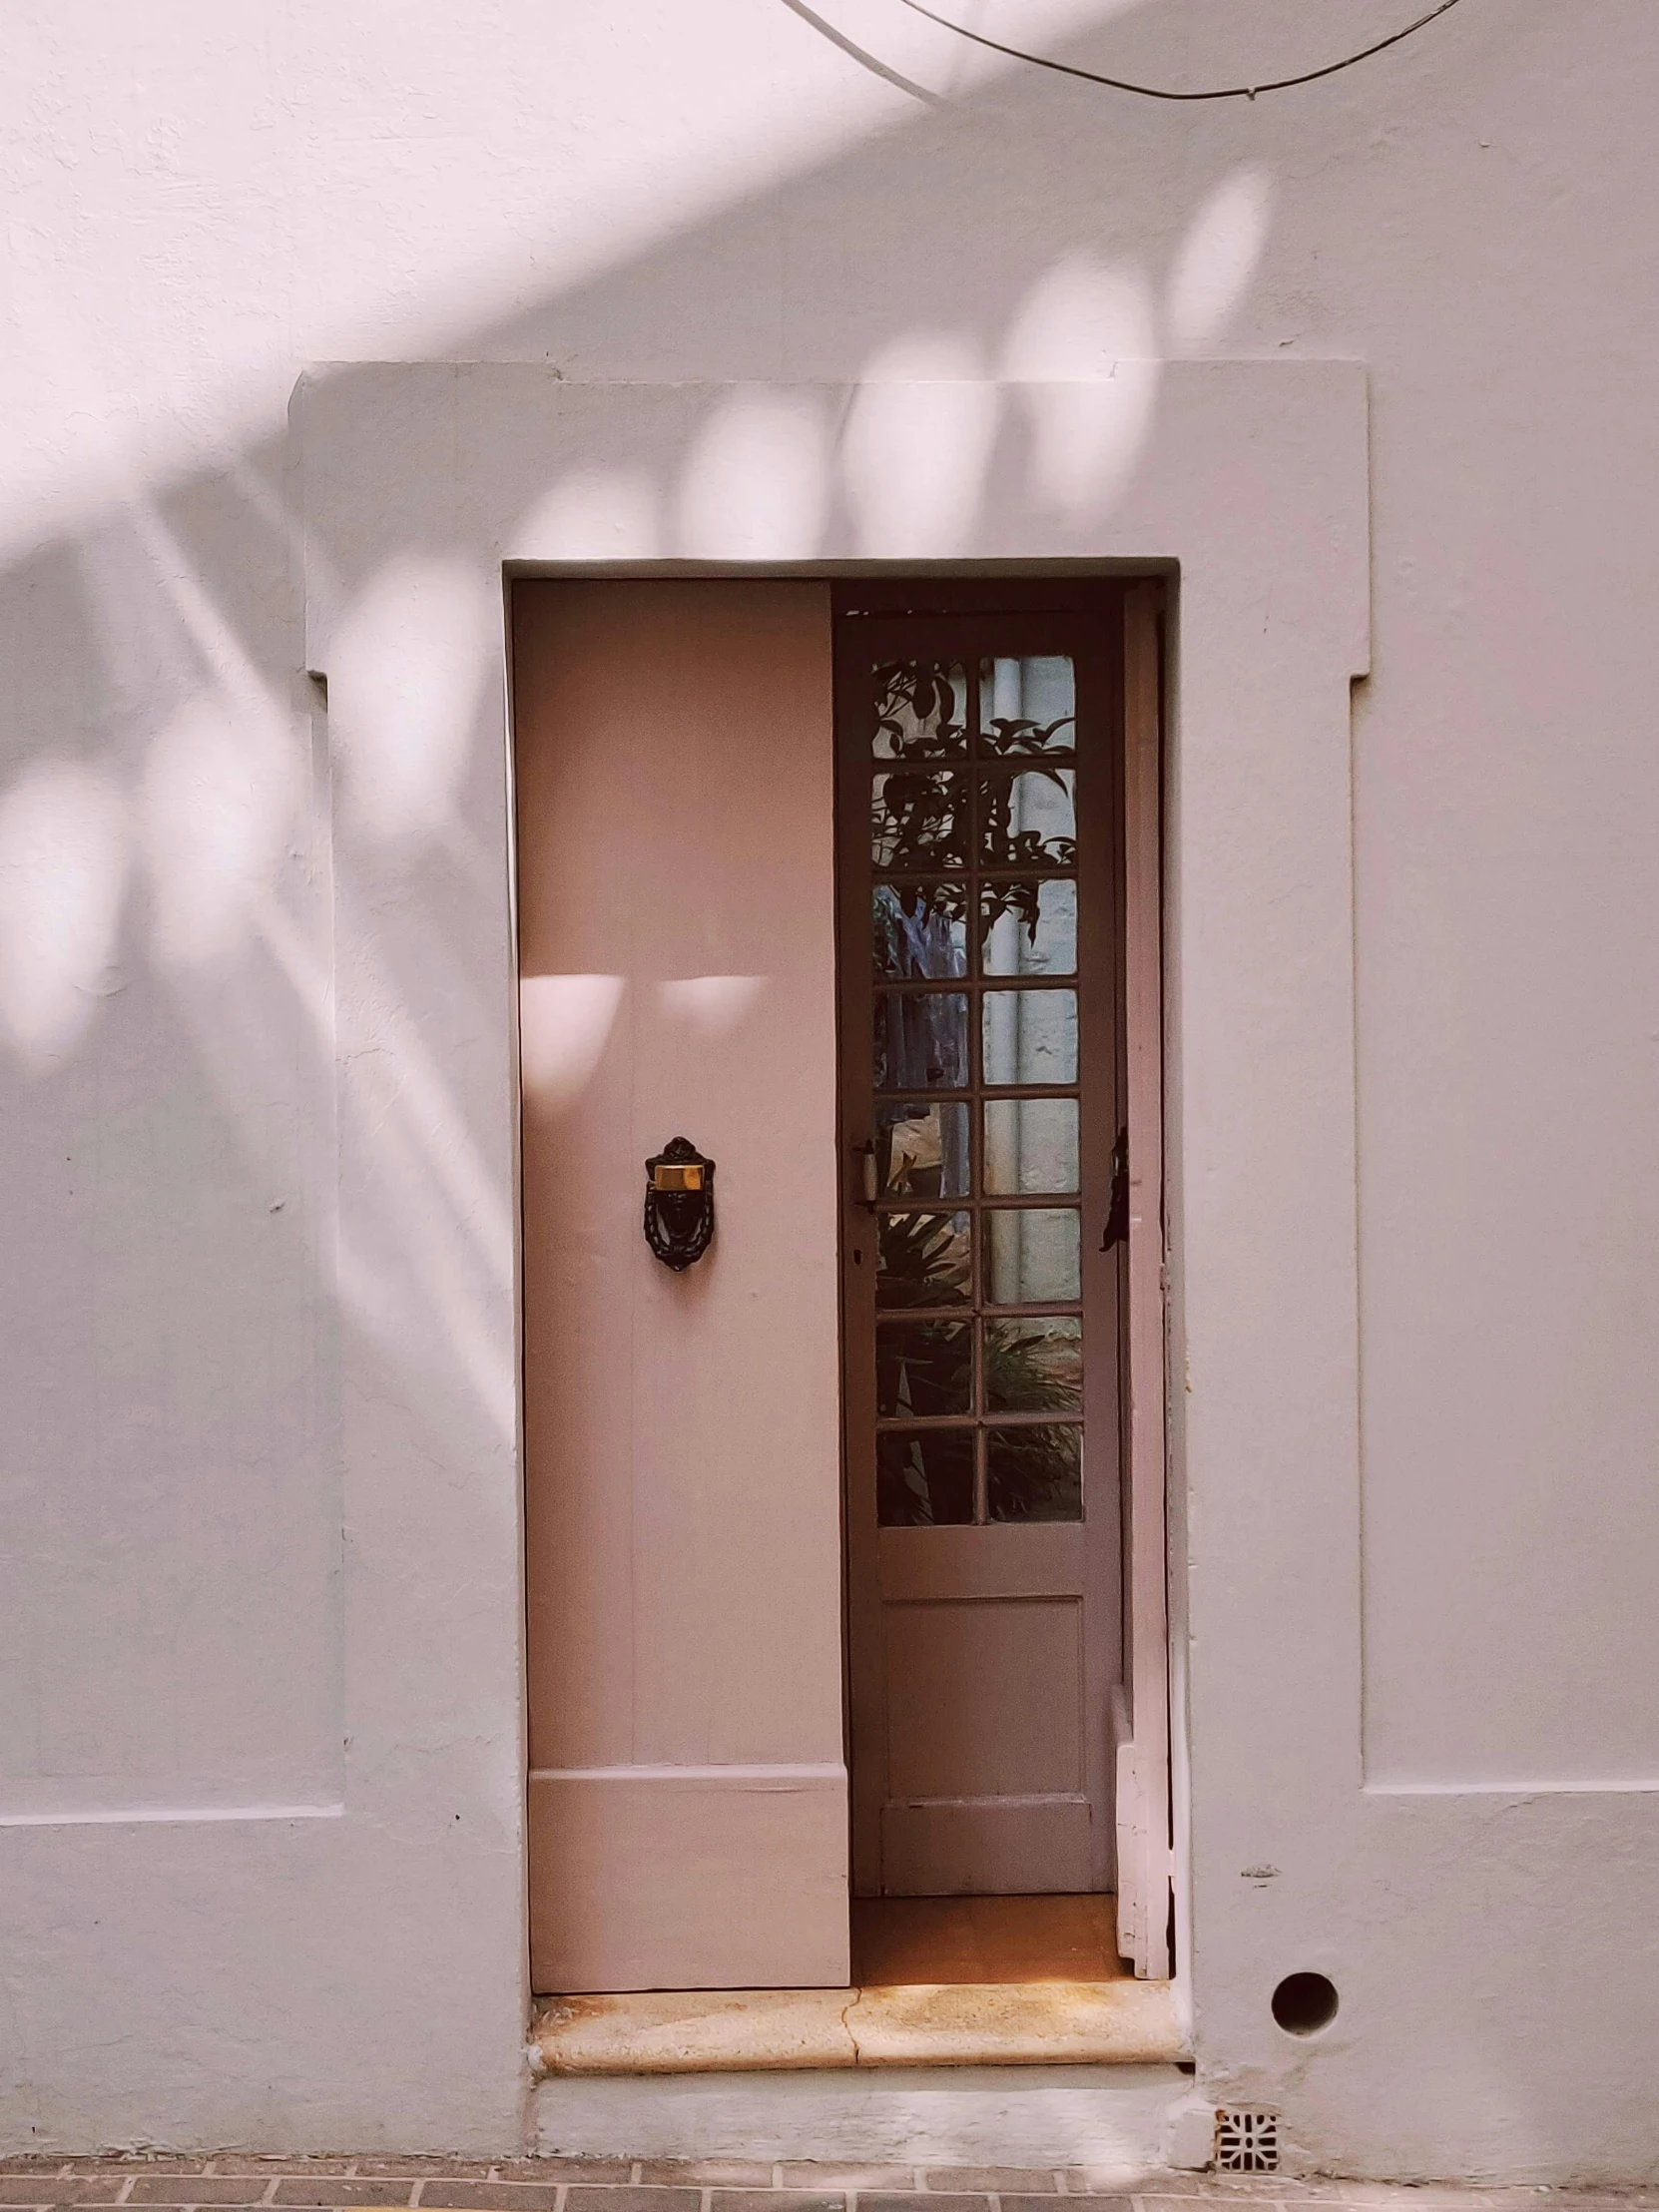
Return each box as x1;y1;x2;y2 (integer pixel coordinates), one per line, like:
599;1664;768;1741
531;1976;1182;2076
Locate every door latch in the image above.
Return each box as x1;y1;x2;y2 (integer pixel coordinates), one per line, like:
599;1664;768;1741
851;1139;878;1209
1101;1124;1129;1251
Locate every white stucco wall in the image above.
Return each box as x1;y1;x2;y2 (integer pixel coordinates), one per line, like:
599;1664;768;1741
2;0;1657;2178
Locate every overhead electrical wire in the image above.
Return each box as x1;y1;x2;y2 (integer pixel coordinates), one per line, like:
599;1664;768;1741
894;0;1467;101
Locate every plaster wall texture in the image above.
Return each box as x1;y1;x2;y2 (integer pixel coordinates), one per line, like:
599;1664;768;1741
0;0;1655;2182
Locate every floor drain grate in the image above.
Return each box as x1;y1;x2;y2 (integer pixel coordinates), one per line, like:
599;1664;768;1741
1215;2106;1280;2172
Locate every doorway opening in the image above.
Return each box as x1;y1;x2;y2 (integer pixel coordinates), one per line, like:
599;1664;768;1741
833;578;1169;1983
513;573;1170;2025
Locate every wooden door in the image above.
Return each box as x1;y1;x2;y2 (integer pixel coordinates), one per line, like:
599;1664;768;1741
836;585;1126;1900
516;580;848;1994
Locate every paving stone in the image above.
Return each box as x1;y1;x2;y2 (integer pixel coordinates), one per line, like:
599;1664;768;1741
357;2168;482;2182
778;2173;920;2196
107;2169;217;2181
489;2170;631;2187
640;2166;777;2189
338;2169;447;2182
415;2188;563;2211
0;2186;128;2206
208;2167;359;2180
1008;2197;1128;2212
1061;2182;1168;2201
711;2196;844;2212
272;2186;415;2208
861;2196;987;2212
926;2175;1061;2195
127;2184;272;2207
564;2193;699;2212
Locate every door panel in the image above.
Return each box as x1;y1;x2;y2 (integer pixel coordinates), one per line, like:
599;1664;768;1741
1113;582;1173;1978
881;1798;1093;1897
516;579;847;1993
836;591;1126;1901
885;1598;1084;1799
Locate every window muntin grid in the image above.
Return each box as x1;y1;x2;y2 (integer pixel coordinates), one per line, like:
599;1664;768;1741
867;654;1084;1526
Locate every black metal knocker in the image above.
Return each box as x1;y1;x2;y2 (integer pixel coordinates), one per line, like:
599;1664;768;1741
644;1137;716;1270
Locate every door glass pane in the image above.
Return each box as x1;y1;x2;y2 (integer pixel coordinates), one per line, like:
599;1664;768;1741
874;882;967;979
872;769;966;869
982;989;1077;1086
854;626;1100;1541
875;991;968;1091
980;769;1076;868
874;660;968;759
877;1430;975;1525
878;1102;970;1200
981;877;1076;977
978;655;1076;756
876;1319;971;1418
877;1211;972;1307
983;1316;1082;1413
986;1424;1082;1522
985;1209;1081;1306
983;1098;1079;1195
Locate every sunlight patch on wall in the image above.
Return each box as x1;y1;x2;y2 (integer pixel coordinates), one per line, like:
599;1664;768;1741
1000;253;1160;517
520;973;626;1107
515;467;662;560
658;974;768;1037
331;554;495;848
140;695;297;971
843;333;1000;554
1166;167;1275;352
677;390;830;559
0;759;129;1072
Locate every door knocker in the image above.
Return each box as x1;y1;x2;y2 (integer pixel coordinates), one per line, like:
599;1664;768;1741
644;1137;716;1270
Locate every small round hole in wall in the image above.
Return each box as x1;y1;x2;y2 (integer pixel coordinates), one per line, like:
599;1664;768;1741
1272;1970;1339;2036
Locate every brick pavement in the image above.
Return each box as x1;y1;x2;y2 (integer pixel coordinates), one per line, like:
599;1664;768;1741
2;2160;1659;2212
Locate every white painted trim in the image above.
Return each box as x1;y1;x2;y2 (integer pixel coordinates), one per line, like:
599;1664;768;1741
0;1803;345;1829
297;360;1369;2151
1367;1778;1659;1797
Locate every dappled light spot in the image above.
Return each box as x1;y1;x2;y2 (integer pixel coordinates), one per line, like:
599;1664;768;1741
1000;253;1161;517
329;554;495;849
843;333;999;554
0;758;129;1072
519;972;625;1107
658;973;767;1036
514;465;661;560
1002;251;1156;377
676;388;830;558
140;695;297;971
1166;166;1274;351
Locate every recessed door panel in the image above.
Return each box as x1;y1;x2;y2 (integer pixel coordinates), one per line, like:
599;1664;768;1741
885;1599;1084;1798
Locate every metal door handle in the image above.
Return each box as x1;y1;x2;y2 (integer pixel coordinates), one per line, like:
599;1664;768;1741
851;1140;878;1208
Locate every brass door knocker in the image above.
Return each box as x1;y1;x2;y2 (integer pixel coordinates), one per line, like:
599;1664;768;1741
644;1137;716;1270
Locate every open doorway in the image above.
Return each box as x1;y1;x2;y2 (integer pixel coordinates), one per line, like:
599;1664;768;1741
514;574;1169;2001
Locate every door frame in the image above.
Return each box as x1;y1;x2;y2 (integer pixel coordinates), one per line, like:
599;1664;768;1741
299;350;1370;2077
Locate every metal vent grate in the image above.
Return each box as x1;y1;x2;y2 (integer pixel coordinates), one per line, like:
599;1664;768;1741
1215;2107;1280;2172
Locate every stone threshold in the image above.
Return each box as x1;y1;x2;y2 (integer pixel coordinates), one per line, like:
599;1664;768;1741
531;1978;1183;2076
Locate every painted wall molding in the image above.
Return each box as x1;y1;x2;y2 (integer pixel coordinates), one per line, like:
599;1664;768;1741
297;354;1372;2148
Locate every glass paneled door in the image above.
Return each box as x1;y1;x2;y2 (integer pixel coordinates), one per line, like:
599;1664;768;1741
835;589;1125;1898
